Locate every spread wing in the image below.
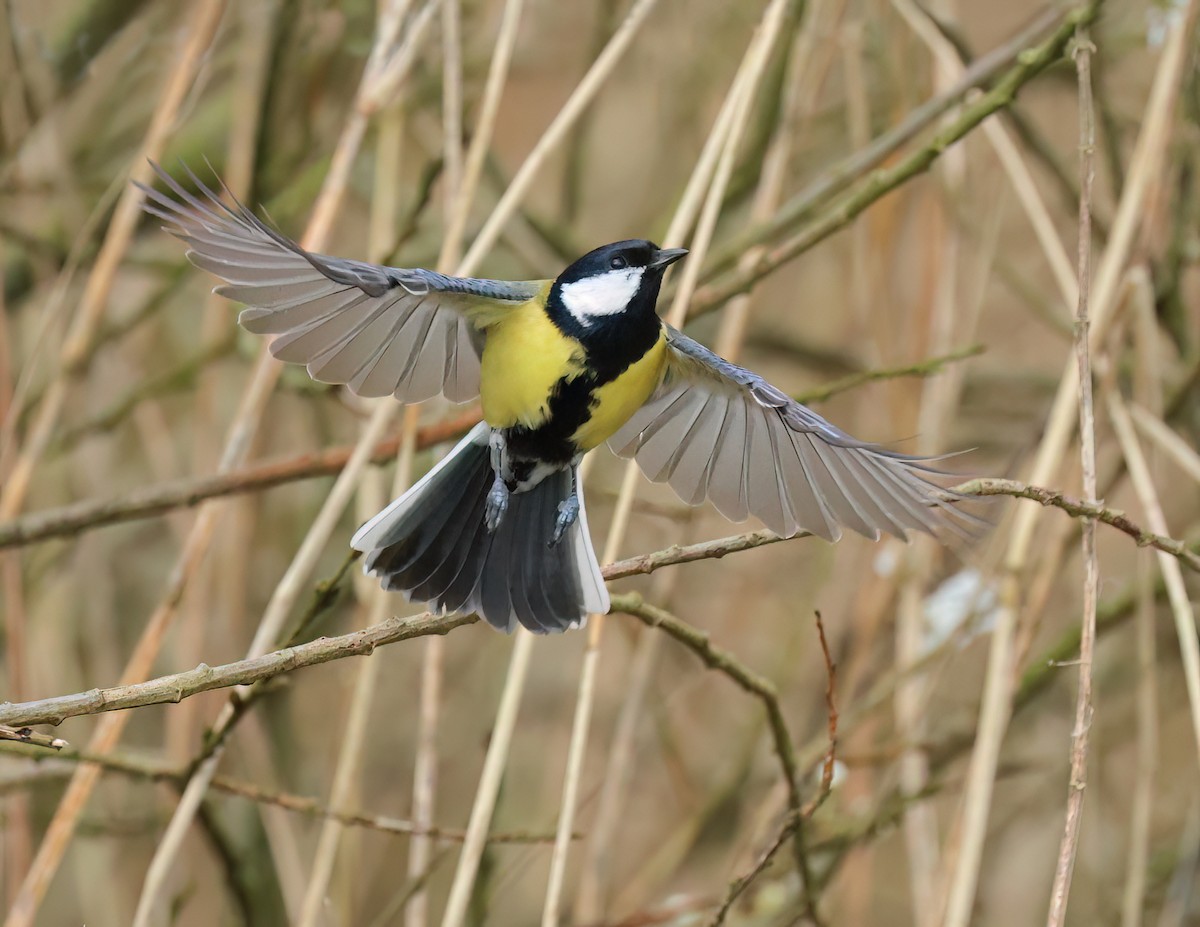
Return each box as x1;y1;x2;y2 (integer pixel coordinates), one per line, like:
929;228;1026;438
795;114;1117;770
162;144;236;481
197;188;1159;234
138;163;544;403
608;327;982;542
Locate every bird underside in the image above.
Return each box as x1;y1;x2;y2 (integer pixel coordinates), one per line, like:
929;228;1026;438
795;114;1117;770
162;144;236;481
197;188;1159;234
484;429;583;546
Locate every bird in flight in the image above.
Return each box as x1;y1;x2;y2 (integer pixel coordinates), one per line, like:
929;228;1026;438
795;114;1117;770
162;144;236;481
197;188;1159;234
139;165;979;633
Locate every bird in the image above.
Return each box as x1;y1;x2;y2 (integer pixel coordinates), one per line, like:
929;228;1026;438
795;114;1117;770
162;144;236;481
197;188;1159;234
138;164;980;634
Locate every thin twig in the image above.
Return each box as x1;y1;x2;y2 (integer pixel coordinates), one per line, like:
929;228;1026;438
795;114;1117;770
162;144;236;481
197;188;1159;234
610;592;820;919
0;727;67;751
709;815;799;927
811;611;839;807
541;6;794;923
705;610;838;927
1046;26;1098;926
0;409;481;550
3;4;237;923
950;478;1200;573
940;4;1199;922
710;607;844;927
437;4;665;923
0;744;560;844
687;2;1097;322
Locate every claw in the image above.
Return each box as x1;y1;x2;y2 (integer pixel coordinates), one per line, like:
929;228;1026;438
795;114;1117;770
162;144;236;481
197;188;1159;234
485;477;509;533
550;493;580;547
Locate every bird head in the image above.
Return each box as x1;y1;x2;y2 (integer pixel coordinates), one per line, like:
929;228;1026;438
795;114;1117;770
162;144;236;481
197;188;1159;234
550;240;688;330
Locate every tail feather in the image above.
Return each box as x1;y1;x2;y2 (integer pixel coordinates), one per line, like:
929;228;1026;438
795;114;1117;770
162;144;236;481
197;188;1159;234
400;456;493;599
353;423;611;633
478;515;515;632
519;483;566;633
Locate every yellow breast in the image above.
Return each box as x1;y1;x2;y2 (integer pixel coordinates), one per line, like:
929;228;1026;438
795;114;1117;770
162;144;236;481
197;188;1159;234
479;295;585;429
571;330;667;451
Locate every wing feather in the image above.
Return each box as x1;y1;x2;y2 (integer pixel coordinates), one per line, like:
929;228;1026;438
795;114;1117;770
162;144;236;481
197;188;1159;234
667;393;730;506
610;327;979;543
744;406;790;536
802;436;881;539
707;396;750;522
777;426;840;541
238;287;366;335
138;162;543;404
633;388;708;482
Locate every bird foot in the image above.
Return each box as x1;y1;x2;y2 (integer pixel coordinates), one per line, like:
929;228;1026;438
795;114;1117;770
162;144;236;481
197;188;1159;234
485;477;509;533
550;494;580;547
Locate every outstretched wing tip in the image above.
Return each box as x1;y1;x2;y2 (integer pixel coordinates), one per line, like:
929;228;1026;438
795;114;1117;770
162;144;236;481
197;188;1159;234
137;162;544;405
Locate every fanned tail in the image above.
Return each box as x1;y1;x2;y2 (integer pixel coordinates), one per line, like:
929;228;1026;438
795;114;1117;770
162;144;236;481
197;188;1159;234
351;423;609;633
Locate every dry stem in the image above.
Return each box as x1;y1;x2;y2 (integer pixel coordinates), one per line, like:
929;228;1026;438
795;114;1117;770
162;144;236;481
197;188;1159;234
1046;27;1098;926
540;5;794;922
940;3;1197;922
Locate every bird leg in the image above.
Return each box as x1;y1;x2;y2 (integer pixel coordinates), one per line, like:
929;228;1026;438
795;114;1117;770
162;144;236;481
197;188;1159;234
550;467;580;547
485;429;510;533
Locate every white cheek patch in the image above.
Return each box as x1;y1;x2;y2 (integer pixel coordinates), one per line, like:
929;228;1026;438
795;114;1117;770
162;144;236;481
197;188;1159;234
560;268;644;326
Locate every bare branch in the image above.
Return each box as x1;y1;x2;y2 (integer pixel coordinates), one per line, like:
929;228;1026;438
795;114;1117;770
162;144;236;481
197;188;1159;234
688;2;1101;320
0;528;804;728
952;477;1200;572
0;744;560;844
707;610;840;926
0;727;67;751
609;593;825;922
0;409;481;550
8;467;1196;733
1047;26;1099;926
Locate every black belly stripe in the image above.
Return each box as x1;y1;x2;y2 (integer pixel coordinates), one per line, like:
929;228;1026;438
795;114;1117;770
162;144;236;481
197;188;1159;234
505;373;602;464
505;310;662;465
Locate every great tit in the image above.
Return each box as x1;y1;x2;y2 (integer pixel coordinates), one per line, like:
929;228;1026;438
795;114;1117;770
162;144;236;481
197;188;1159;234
140;165;979;633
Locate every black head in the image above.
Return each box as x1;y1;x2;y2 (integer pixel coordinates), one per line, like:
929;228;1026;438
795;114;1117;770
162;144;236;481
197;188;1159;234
548;240;688;336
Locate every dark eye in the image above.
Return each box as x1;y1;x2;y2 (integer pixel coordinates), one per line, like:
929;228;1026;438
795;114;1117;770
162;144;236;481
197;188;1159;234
610;255;628;270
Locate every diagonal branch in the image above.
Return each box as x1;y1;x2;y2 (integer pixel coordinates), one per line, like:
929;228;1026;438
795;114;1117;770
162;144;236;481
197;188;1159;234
0;409;481;550
688;2;1100;321
0;529;801;729
953;477;1200;572
608;592;823;919
8;469;1200;731
0;743;560;844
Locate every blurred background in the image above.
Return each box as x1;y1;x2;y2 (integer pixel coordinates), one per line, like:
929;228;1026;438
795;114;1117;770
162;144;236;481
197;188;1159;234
1;0;1198;924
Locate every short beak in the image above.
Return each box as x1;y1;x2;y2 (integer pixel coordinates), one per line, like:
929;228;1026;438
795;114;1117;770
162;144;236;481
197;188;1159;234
650;247;688;269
